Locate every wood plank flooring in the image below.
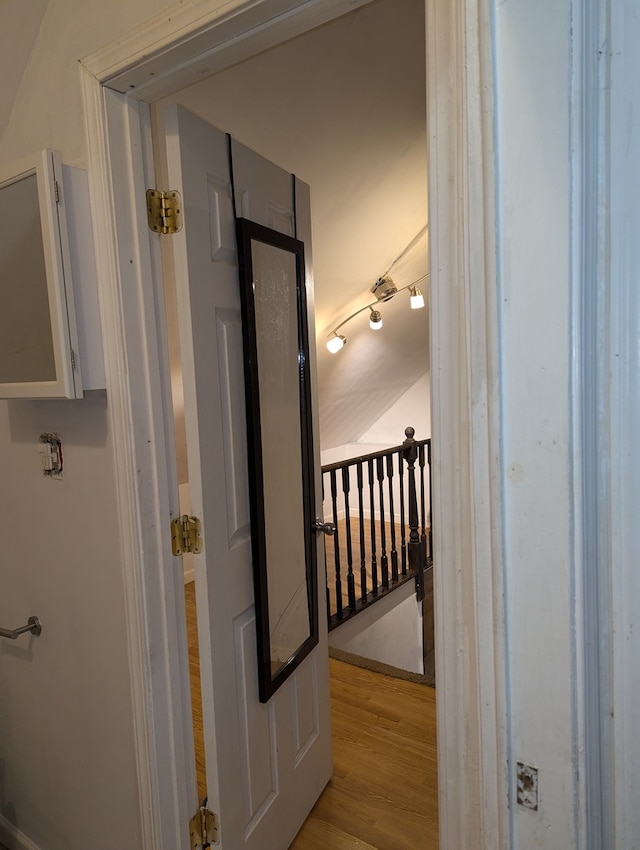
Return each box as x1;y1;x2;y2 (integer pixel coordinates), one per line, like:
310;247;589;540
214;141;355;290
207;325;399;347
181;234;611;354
184;582;438;850
289;659;438;850
184;581;207;800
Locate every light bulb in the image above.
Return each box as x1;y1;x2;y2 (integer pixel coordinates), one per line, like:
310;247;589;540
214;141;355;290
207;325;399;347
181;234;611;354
410;286;425;309
326;333;346;353
369;309;383;330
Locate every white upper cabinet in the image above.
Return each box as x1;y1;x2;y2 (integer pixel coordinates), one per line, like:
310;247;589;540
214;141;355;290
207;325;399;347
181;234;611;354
0;149;83;398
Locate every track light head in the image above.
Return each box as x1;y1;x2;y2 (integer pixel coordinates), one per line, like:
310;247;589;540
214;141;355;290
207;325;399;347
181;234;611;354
369;309;383;330
326;333;347;354
409;286;425;309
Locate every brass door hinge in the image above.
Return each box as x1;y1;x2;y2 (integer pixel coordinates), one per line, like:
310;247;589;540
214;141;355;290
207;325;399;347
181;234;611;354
189;803;219;848
146;188;183;234
171;514;202;556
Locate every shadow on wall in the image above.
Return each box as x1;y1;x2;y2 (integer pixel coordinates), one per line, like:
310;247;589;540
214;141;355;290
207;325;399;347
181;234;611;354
6;390;109;448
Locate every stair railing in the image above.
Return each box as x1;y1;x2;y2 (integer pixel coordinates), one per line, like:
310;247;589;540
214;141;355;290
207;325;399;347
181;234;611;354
321;427;431;630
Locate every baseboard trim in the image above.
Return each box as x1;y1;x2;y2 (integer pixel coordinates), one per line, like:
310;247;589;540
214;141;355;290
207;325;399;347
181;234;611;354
329;645;435;687
0;814;44;850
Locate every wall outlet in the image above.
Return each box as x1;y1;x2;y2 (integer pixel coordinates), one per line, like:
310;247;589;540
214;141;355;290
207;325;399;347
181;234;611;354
516;762;538;811
39;432;63;478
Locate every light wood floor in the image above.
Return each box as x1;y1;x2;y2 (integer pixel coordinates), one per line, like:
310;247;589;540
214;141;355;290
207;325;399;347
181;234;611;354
184;582;438;850
184;581;207;798
289;659;438;850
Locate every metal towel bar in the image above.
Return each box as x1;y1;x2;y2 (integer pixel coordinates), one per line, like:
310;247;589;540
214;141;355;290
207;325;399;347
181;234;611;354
0;617;42;640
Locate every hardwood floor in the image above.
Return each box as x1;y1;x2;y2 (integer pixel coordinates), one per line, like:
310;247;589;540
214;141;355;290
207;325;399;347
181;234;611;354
289;659;438;850
184;582;438;849
184;581;207;801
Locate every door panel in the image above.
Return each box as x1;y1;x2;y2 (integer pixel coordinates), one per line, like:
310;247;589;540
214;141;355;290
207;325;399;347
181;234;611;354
163;104;331;850
216;309;251;542
232;141;296;233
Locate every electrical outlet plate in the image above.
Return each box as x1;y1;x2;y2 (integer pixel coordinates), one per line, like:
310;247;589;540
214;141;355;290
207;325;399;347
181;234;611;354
39;432;63;478
516;761;538;811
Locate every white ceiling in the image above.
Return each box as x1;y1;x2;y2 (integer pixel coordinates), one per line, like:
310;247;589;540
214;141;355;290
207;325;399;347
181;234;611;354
161;0;428;450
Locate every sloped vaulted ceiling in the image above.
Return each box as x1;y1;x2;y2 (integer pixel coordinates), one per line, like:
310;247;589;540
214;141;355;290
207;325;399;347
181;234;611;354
160;0;428;451
0;1;50;141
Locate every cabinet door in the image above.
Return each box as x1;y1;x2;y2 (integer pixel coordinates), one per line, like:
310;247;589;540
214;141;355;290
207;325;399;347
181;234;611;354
0;149;82;398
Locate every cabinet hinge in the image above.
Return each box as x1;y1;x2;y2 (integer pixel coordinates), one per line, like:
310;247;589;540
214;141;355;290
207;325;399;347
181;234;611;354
54;180;60;203
146;188;183;234
171;514;202;556
189;803;219;848
70;349;76;371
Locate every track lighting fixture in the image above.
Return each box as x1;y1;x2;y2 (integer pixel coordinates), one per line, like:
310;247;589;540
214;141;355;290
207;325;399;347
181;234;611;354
324;225;429;354
370;276;398;302
325;273;428;354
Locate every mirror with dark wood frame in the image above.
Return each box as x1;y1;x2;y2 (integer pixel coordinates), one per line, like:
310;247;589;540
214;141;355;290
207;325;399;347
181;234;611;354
236;217;318;703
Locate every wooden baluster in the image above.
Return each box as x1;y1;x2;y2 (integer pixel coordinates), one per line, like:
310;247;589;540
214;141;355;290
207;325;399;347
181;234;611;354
342;466;356;611
398;450;407;575
427;439;433;561
330;468;343;618
376;456;389;589
403;426;425;601
357;461;367;602
367;458;378;594
386;453;399;582
419;442;427;563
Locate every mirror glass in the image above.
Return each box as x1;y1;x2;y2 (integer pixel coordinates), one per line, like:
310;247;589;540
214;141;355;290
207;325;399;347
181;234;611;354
0;172;56;383
236;218;317;702
0;150;81;399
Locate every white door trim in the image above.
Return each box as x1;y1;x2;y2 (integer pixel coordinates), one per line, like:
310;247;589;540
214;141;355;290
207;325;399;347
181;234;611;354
80;1;507;846
602;1;640;844
426;1;508;846
79;73;197;849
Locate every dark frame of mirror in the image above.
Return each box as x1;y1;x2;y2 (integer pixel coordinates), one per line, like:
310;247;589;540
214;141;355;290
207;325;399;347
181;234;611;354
236;217;318;703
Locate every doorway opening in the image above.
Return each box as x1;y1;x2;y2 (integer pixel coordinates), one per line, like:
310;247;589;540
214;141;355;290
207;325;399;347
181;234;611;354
83;0;507;842
155;0;434;843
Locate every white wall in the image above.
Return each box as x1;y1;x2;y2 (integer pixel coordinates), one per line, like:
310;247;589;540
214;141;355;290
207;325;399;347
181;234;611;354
0;2;178;848
328;580;424;674
0;395;140;850
357;370;431;446
320;370;431;465
0;0;176;168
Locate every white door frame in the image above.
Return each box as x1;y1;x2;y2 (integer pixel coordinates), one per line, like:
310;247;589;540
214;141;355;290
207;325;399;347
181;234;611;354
79;0;508;847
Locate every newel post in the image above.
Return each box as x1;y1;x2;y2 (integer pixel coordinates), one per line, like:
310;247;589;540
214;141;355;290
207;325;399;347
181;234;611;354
403;426;425;601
